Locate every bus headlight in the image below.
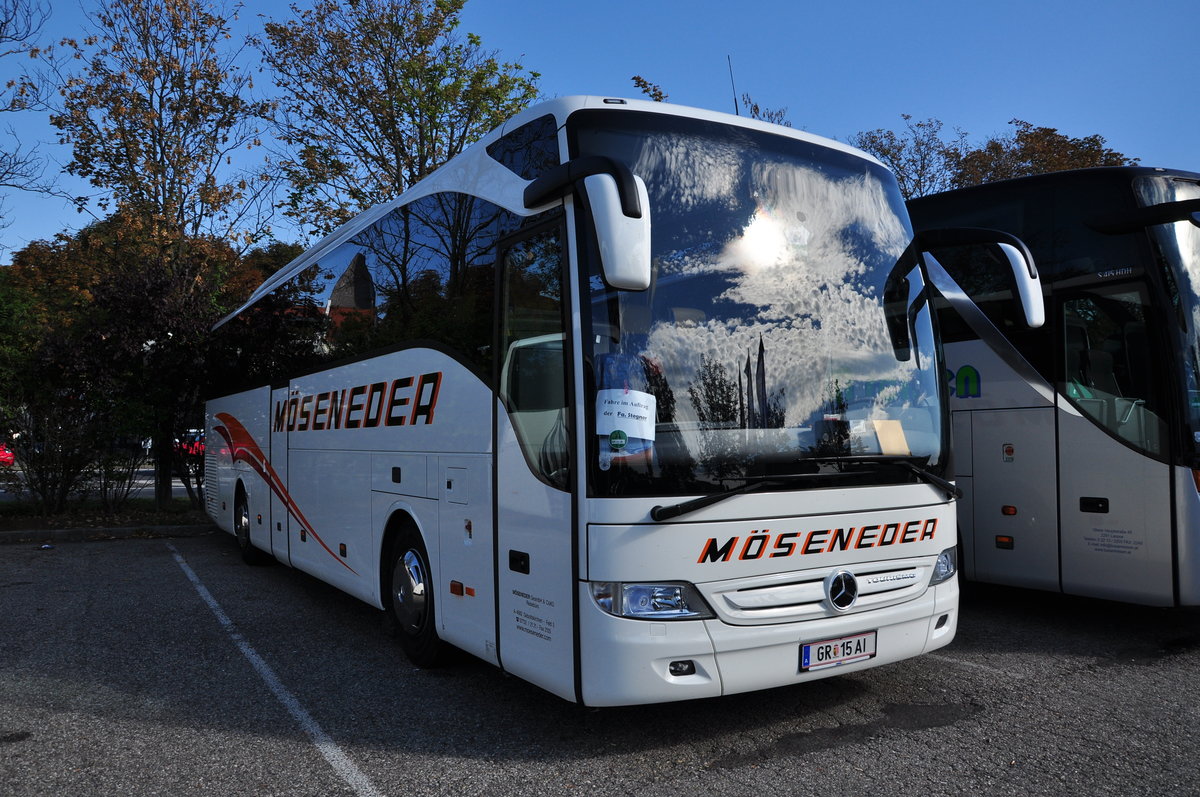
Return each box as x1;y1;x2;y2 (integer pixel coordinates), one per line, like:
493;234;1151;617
930;546;958;585
590;581;714;620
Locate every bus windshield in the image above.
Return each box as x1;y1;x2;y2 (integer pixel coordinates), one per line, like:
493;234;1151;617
571;111;944;497
1138;175;1200;464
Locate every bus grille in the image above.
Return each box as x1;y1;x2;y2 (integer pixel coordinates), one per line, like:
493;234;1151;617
700;559;932;625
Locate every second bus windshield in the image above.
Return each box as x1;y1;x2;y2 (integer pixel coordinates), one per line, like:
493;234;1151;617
571;111;943;498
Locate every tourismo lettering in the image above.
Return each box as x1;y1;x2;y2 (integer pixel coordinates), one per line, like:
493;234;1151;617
274;371;442;433
696;518;938;564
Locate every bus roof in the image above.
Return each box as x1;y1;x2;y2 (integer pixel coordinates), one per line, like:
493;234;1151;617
909;166;1200;207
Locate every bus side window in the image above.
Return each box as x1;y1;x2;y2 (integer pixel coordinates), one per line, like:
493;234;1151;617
499;227;570;488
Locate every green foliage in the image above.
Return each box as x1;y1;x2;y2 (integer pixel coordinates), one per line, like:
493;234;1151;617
1;212;239;513
257;0;541;234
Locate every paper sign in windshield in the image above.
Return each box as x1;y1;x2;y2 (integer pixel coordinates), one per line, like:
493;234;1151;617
595;389;657;441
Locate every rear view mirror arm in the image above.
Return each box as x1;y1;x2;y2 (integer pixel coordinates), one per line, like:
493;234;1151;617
523;155;643;218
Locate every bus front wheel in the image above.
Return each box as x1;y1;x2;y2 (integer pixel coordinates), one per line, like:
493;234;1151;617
388;529;446;667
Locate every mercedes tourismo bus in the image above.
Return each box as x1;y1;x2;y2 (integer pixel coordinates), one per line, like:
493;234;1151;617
205;96;1040;706
908;166;1200;606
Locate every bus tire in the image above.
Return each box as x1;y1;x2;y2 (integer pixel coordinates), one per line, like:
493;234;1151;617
234;488;271;566
388;528;446;667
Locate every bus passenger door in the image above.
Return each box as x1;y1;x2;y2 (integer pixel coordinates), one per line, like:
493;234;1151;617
270;385;292;564
494;224;577;702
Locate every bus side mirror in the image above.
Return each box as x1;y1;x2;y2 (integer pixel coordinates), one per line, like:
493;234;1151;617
917;227;1045;329
524;155;653;292
583;172;652;291
992;242;1044;328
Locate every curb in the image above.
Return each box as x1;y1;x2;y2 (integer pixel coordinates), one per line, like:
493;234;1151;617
0;524;217;546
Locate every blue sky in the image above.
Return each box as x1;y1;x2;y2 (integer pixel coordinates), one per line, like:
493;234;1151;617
2;0;1196;260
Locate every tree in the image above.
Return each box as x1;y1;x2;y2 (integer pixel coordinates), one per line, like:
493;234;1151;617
1;214;242;512
847;115;967;200
0;0;51;232
47;0;273;246
2;220;148;515
954;118;1137;188
629;77;791;128
43;0;274;507
631;75;667;102
258;0;540;235
850;115;1138;199
740;93;791;128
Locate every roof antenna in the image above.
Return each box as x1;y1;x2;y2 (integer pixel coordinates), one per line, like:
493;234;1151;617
727;55;740;116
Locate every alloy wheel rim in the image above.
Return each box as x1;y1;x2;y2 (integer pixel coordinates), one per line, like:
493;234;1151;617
392;550;428;634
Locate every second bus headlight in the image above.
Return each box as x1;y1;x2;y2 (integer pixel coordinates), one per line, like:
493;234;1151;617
590;581;714;620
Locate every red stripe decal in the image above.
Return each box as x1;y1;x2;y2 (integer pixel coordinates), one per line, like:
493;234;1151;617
215;412;357;575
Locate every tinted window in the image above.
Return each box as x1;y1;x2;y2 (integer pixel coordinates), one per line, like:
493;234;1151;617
487;114;560;180
910;174;1149;384
213;193;553;393
909;174;1144;286
499;226;569;487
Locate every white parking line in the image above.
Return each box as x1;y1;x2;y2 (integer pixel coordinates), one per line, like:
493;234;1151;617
167;543;382;797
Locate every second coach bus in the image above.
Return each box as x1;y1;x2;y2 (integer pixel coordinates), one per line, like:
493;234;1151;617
909;166;1200;606
205;96;1040;705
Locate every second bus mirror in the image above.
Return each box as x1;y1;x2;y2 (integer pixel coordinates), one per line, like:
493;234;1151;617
584;173;652;291
917;227;1045;330
993;242;1044;329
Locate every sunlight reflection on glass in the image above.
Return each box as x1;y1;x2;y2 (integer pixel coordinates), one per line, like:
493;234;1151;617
722;206;792;274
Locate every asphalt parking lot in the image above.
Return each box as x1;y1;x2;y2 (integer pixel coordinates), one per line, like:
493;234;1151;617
2;529;1198;796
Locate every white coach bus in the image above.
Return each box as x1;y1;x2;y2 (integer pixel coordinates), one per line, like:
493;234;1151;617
205;96;1040;706
909;166;1200;606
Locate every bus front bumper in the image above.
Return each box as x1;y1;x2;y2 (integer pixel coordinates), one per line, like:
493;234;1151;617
577;577;958;707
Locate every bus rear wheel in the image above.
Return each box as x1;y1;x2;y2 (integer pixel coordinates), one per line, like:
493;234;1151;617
234;490;270;565
388;529;446;667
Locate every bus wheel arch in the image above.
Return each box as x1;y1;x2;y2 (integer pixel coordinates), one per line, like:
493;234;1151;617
381;511;447;667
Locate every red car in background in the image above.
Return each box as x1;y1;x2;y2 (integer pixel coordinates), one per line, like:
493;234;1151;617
0;444;13;467
174;430;205;458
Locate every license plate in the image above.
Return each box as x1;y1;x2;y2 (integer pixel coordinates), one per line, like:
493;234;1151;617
801;631;877;671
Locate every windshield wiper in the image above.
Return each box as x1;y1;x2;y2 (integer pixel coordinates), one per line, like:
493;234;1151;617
807;456;962;501
650;474;816;522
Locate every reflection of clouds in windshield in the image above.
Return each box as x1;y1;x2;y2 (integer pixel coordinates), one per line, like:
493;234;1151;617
1144;180;1200;317
644;164;916;426
720;206;808;273
720;165;907;311
629;133;742;213
1138;179;1200;393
